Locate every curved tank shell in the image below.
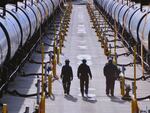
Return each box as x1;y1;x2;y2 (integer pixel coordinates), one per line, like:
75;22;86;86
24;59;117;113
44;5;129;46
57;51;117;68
18;2;37;39
0;0;62;66
0;9;21;59
6;4;30;45
26;1;42;30
0;27;8;65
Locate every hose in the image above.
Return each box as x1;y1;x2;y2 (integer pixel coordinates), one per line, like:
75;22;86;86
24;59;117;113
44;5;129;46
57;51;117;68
122;95;150;101
29;59;50;64
35;50;53;54
21;73;59;82
111;52;131;57
124;75;150;81
110;45;124;49
20;73;42;77
107;39;121;42
43;42;53;47
117;62;134;67
6;90;41;97
137;95;150;101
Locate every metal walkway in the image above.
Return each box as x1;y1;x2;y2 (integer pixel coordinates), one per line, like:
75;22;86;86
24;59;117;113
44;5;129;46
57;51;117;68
46;4;130;113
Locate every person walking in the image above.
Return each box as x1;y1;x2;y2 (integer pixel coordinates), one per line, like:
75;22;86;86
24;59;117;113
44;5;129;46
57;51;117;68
103;57;120;96
60;59;73;95
77;59;92;97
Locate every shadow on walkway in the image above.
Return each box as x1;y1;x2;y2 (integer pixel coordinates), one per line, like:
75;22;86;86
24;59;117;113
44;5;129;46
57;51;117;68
64;95;78;102
82;97;97;103
108;96;126;104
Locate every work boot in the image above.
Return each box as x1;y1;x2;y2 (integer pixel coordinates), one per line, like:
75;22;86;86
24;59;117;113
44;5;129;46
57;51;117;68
111;93;114;97
81;92;84;97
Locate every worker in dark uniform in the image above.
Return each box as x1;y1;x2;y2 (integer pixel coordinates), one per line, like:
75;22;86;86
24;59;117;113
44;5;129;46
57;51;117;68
60;59;73;95
103;57;120;96
77;59;92;97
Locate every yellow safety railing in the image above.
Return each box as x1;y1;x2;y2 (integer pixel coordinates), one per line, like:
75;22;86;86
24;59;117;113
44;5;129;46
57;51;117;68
133;46;137;99
48;73;53;96
114;19;117;65
2;104;8;113
131;97;139;113
120;73;125;96
41;43;45;96
57;47;60;64
39;93;45;113
131;46;139;113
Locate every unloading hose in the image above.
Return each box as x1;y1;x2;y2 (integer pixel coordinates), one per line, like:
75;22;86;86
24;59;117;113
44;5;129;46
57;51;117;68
124;75;150;81
6;90;41;97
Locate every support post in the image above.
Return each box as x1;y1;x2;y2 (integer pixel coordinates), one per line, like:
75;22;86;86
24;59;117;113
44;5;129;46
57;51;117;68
53;56;56;76
120;74;125;96
39;93;45;113
48;74;53;96
133;46;137;99
114;19;117;65
53;40;57;76
41;43;45;96
57;47;60;64
2;104;8;113
59;37;62;54
131;97;139;113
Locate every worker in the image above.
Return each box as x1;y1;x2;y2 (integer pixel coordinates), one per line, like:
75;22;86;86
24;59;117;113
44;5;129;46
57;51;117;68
77;59;92;97
103;57;120;96
60;59;73;95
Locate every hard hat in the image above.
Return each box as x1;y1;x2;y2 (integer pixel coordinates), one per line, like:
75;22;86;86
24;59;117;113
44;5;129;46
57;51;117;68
82;59;87;63
65;59;70;63
108;57;113;62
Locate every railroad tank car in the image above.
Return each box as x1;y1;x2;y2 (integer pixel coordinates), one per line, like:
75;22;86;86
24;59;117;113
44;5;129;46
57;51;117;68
94;0;150;68
130;6;150;50
0;0;62;92
6;4;31;45
0;0;61;65
0;8;21;64
26;1;42;30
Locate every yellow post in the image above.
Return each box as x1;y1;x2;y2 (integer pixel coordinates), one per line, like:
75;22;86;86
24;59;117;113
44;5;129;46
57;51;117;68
61;33;65;46
97;13;101;40
57;47;60;64
104;16;107;32
120;75;125;96
41;43;45;96
53;14;57;77
131;98;139;113
141;44;144;77
53;55;57;76
59;35;62;54
48;74;52;96
101;36;104;48
2;104;7;113
40;93;45;113
53;41;57;76
104;40;108;56
133;46;137;99
114;19;117;65
59;16;63;54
